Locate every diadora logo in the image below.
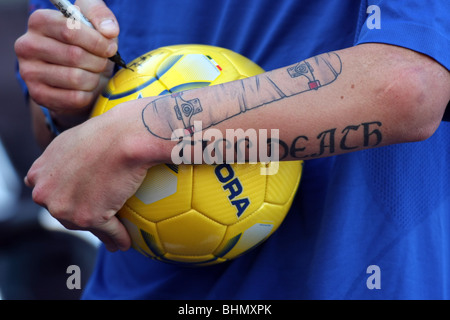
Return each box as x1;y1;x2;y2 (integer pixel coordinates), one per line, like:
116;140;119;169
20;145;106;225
214;164;250;218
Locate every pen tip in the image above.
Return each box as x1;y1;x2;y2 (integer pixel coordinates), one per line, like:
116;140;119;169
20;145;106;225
109;52;133;71
119;60;134;72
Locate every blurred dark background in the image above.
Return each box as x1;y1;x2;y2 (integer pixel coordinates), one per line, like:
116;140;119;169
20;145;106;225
0;0;40;180
0;0;97;300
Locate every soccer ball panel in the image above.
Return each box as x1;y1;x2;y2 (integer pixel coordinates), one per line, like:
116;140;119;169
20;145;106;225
214;202;290;260
220;49;266;78
125;48;172;77
91;77;168;117
126;164;193;222
265;161;304;205
157;209;226;256
119;209;164;258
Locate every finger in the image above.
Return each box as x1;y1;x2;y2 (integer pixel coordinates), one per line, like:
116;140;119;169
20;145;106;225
29;9;117;59
24;175;32;188
32;61;101;92
57;213;130;252
27;81;96;111
89;216;131;252
75;0;120;39
24;159;40;188
59;219;120;251
24;35;110;73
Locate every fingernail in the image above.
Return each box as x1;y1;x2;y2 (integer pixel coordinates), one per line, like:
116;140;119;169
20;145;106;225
99;19;117;33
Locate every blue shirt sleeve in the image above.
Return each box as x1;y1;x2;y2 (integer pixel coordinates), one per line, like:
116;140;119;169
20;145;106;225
355;0;450;70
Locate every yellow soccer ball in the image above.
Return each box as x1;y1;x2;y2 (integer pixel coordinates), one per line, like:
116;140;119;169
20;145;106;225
92;44;303;266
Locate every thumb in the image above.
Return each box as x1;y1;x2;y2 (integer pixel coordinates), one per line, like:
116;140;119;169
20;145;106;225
75;0;119;39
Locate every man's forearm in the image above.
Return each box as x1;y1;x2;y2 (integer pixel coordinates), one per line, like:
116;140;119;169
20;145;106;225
139;43;449;163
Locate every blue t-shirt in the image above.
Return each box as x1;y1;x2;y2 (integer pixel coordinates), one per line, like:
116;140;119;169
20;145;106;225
25;0;450;299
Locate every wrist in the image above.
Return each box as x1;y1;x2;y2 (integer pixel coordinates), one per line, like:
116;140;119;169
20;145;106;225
41;106;91;135
108;99;177;167
40;106;62;136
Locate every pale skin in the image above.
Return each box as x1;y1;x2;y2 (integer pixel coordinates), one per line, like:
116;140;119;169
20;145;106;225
15;0;450;252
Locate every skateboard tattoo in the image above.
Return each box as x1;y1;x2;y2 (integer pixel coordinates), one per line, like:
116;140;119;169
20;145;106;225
142;52;342;140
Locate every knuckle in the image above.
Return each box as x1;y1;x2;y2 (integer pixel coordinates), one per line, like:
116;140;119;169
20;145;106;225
25;171;35;187
91;73;102;90
72;213;95;229
66;45;84;66
67;68;84;88
28;84;47;106
45;203;93;230
14;35;35;59
28;10;47;30
97;58;110;73
14;36;27;56
31;185;46;207
92;35;107;56
60;25;77;43
85;73;101;91
69;69;100;91
19;63;38;83
89;57;109;74
18;66;31;82
70;90;92;108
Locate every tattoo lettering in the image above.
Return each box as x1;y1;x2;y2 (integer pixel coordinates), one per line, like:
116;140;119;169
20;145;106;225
282;121;383;159
172;120;383;163
142;52;342;140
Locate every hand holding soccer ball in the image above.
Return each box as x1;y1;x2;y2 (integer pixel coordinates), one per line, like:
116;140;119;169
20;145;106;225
91;45;303;265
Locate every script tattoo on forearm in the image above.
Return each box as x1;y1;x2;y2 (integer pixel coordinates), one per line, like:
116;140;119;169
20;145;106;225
174;120;383;162
279;120;383;159
142;52;342;140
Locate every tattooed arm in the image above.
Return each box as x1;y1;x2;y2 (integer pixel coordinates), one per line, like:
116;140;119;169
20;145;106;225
143;52;342;140
141;44;448;160
25;44;450;250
